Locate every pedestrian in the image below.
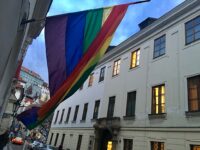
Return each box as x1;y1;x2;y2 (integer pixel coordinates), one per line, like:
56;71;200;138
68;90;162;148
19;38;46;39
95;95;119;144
58;144;63;150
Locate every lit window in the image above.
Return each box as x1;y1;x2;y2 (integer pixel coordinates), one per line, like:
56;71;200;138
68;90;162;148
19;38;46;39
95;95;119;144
88;73;94;87
107;141;112;150
191;145;200;150
154;35;166;59
152;85;165;114
185;16;200;45
151;141;164;150
187;75;200;112
113;59;121;76
130;49;140;68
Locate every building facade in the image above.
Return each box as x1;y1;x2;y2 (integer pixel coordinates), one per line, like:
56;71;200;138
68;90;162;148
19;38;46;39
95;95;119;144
48;0;200;150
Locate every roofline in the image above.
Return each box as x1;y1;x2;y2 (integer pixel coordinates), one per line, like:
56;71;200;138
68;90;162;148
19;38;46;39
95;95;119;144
97;0;200;68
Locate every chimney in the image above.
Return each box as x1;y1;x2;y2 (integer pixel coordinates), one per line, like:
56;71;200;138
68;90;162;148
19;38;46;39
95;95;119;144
139;17;157;30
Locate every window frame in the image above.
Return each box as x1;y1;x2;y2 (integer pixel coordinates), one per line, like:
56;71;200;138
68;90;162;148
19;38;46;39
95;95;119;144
82;103;88;121
153;35;166;59
65;107;71;123
112;59;121;77
107;96;115;118
93;100;100;119
59;109;65;123
151;84;166;115
123;139;133;150
187;75;200;112
126;91;136;117
185;16;200;45
130;49;140;69
73;105;79;122
54;110;59;124
88;73;94;87
151;141;165;150
99;66;106;82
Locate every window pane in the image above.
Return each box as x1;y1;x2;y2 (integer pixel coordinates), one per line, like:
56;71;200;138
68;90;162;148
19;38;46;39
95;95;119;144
195;31;200;40
186;35;194;44
154;35;166;58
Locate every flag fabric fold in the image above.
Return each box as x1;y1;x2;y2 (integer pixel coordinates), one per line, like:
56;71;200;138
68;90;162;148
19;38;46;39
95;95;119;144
16;2;142;129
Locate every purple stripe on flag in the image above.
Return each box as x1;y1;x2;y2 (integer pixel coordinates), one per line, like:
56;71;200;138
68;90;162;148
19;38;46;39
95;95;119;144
45;15;68;96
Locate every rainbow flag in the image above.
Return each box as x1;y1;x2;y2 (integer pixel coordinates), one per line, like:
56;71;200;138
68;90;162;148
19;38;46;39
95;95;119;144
17;1;149;130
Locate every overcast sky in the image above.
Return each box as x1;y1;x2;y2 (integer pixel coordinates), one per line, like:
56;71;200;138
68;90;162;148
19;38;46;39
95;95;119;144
23;0;184;83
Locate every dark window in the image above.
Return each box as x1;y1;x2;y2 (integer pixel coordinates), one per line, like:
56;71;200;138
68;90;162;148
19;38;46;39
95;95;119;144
54;110;59;124
60;134;65;146
79;84;83;90
73;105;79;122
76;135;83;150
123;139;133;150
88;73;94;87
93;100;100;119
49;133;53;145
113;59;121;76
126;91;136;117
153;35;166;59
130;49;140;68
185;16;200;45
99;67;106;82
152;85;165;114
151;141;164;150
107;96;115;118
54;133;59;147
187;75;200;112
59;109;65;123
82;103;88;121
191;145;200;150
65;107;71;123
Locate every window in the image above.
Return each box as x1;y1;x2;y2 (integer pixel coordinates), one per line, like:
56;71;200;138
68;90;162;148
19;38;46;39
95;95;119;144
151;141;164;150
113;59;121;76
54;110;59;124
123;139;133;150
126;91;136;117
88;136;95;150
130;49;140;68
82;103;88;121
65;107;71;123
79;84;83;90
152;85;165;114
187;75;200;112
60;134;65;146
153;35;166;58
88;73;94;87
93;100;100;119
185;16;200;45
191;145;200;150
76;135;83;150
107;96;115;118
54;133;59;147
49;133;53;145
59;109;65;123
99;67;106;82
73;105;79;122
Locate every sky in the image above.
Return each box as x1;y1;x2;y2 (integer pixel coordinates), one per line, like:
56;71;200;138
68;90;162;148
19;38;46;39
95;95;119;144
23;0;185;83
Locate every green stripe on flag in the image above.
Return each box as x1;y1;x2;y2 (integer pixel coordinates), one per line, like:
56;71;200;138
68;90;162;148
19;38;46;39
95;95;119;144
83;9;103;53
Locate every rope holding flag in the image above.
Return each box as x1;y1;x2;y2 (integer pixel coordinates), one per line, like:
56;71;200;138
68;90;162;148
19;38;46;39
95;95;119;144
17;0;150;130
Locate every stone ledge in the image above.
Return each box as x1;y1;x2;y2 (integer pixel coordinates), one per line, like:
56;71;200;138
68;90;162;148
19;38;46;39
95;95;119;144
185;111;200;117
123;116;135;120
148;113;167;119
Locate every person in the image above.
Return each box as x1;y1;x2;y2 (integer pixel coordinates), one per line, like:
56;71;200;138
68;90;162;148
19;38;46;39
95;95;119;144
58;145;63;150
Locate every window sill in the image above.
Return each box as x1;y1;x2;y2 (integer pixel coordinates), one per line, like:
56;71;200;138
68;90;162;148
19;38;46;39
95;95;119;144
129;66;140;72
112;74;120;79
123;116;135;120
64;121;68;124
184;39;200;50
91;118;97;122
148;113;167;119
185;111;200;117
71;121;76;123
80;120;86;123
59;121;62;124
151;54;168;63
